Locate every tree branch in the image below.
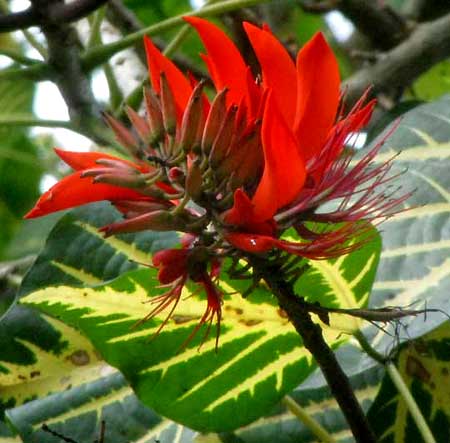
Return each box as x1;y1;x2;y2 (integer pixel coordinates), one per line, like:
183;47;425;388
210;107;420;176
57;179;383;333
29;0;109;144
0;0;108;33
344;12;450;107
252;258;377;443
338;0;410;50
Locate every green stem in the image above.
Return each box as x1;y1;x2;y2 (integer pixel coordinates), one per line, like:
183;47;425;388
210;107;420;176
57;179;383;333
87;6;106;49
0;117;73;129
22;29;48;59
386;363;436;443
0;49;40;66
282;396;336;443
0;63;50;82
83;0;270;71
0;118;72;128
163;25;192;57
104;62;124;110
355;330;436;443
353;330;386;364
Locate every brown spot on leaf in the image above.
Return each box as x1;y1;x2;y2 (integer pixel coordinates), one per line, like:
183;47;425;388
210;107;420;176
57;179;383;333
68;350;90;366
406;356;431;384
30;370;40;378
18;375;26;380
277;308;288;319
442;367;449;376
239;319;262;326
224;306;243;315
172;315;196;324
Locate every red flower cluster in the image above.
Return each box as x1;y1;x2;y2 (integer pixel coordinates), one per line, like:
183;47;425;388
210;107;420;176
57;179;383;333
26;18;407;347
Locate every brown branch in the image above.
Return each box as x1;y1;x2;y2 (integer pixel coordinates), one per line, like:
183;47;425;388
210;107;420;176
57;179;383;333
256;260;377;443
0;0;108;33
343;11;450;107
29;0;109;144
0;8;37;32
338;0;410;50
49;0;110;23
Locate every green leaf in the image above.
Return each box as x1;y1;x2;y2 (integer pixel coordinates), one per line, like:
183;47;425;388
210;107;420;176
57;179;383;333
6;368;196;443
0;76;41;261
368;321;450;443
19;202;178;296
364;95;450;351
410;60;450;101
18;204;381;431
198;365;383;443
293;227;381;333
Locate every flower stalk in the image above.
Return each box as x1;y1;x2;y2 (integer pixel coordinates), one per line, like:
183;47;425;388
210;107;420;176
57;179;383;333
259;262;377;443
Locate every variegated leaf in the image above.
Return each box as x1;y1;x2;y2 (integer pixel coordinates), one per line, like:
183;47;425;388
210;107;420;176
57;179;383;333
197;366;383;443
362;94;450;355
368;321;450;443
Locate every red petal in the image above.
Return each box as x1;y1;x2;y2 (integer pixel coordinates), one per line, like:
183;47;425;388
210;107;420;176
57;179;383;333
185;17;250;109
144;35;192;116
243;22;297;125
223;188;254;225
252;93;306;221
224;232;276;253
24;173;145;219
294;32;340;160
54;148;145;172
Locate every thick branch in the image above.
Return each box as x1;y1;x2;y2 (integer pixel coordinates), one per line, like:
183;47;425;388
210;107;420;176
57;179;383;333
338;0;409;50
0;0;108;33
0;8;37;32
30;0;108;143
256;260;377;443
344;12;450;107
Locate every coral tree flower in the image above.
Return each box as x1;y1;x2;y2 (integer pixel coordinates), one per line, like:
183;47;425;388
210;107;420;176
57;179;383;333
25;18;408;347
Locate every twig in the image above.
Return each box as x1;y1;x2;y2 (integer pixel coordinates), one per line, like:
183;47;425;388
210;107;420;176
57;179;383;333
282;396;336;443
344;11;450;107
0;0;109;33
83;0;271;70
338;0;410;50
42;424;79;443
255;259;377;443
0;255;36;280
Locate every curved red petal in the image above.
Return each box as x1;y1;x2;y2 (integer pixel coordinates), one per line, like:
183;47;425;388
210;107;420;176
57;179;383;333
243;22;297;126
24;173;145;219
294;32;340;160
144;35;192;115
184;17;250;109
252;93;306;221
223;188;254;225
54;148;143;171
224;232;276;253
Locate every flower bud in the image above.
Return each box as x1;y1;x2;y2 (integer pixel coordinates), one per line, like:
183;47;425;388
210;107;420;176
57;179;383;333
89;170;147;188
103;113;140;157
99;210;183;237
144;87;164;143
178;82;204;153
113;199;172;218
125;106;151;143
208;104;238;170
185;160;203;202
160;73;177;136
168;166;185;184
201;89;227;155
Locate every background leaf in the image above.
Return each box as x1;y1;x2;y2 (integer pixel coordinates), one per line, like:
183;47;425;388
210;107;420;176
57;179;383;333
368;321;450;443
